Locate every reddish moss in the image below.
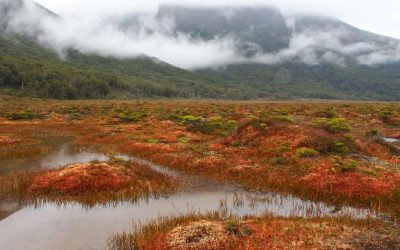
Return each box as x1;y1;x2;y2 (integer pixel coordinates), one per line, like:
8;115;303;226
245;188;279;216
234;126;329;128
0;161;178;205
0;135;21;145
110;215;400;250
300;159;400;199
1;99;399;216
29;163;131;195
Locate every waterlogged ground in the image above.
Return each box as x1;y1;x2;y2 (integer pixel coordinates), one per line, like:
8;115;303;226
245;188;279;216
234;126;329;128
0;97;399;249
0;140;376;250
0;137;108;174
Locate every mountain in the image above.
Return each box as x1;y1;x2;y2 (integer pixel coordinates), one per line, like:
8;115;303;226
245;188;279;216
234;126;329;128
0;2;400;100
0;0;56;32
0;1;244;99
155;6;400;100
156;6;399;60
0;34;243;99
157;5;291;55
0;0;22;31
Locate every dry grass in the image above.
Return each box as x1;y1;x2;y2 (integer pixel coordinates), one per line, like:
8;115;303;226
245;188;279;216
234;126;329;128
108;212;230;250
108;212;400;250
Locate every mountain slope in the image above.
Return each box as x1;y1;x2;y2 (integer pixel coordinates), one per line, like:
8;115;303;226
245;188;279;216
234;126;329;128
156;6;400;59
155;5;400;100
0;1;249;99
157;5;291;55
0;2;400;100
199;62;400;100
0;34;249;99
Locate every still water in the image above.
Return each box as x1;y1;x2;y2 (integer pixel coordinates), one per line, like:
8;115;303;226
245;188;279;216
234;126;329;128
0;138;374;250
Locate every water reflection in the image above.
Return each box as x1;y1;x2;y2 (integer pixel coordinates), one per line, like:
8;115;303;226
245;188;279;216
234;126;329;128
40;143;108;169
383;137;400;143
0;137;107;174
0;189;373;250
0;139;376;250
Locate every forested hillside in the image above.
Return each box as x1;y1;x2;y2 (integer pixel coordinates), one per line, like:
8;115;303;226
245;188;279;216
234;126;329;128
0;36;246;99
199;62;400;100
1;2;400;100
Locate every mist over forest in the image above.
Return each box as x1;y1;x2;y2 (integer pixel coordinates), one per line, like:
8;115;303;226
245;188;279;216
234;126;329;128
1;0;400;100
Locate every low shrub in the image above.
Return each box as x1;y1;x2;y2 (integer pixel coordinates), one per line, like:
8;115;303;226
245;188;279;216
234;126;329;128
68;113;83;120
271;156;287;165
378;110;394;120
62;106;80;114
378;109;400;126
177;136;190;143
331;156;359;173
297;147;318;158
317;118;351;133
146;138;159;144
331;141;351;154
186;117;238;136
207;118;238;135
180;115;203;125
360;169;378;177
62;106;87;120
315;108;338;118
365;129;381;139
115;109;147;123
278;108;290;116
239;118;268;131
265;115;294;126
5;109;45;120
225;217;252;237
279;143;291;152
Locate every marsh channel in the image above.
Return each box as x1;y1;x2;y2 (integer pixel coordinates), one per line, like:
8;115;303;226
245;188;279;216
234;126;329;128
0;137;375;250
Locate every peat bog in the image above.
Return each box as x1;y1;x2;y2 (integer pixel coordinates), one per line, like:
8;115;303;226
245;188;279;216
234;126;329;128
0;96;399;249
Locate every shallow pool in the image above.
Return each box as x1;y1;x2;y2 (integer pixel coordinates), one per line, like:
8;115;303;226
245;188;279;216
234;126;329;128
0;139;374;250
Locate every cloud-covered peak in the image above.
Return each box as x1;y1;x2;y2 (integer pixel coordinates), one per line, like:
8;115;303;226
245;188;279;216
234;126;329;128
3;2;400;69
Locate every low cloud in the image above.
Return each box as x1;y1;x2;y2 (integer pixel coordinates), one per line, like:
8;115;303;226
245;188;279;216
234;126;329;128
251;26;387;66
356;42;400;65
4;1;400;69
5;1;241;69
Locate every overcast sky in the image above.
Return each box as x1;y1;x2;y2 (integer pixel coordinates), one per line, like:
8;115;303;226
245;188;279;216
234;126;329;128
35;0;400;39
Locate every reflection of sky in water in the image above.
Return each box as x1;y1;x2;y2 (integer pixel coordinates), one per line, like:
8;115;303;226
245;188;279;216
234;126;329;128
40;144;109;169
0;139;108;174
0;190;373;250
383;137;400;143
0;141;375;250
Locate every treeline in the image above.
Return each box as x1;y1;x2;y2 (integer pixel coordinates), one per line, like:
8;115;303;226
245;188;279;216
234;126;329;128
0;54;232;99
0;36;250;100
200;62;400;101
2;52;400;101
1;35;400;101
0;56;133;99
0;55;237;99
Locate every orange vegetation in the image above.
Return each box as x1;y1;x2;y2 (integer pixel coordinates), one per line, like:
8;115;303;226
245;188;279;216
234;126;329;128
0;98;399;215
29;163;131;195
0;136;20;145
300;158;400;198
0;160;177;205
113;216;399;250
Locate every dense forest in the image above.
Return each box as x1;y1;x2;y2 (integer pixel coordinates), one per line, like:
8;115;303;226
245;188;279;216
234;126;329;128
1;35;400;100
200;62;400;100
0;36;237;99
1;1;400;100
